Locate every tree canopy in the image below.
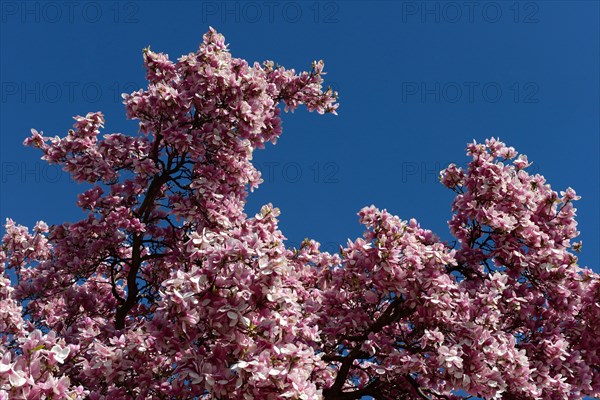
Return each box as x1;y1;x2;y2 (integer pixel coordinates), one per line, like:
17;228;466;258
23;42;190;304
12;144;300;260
1;28;598;400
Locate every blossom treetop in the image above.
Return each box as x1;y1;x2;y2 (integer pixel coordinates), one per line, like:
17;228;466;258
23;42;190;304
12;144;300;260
1;28;598;400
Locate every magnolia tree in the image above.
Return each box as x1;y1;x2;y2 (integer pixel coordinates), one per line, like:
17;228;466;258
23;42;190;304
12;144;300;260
1;29;599;400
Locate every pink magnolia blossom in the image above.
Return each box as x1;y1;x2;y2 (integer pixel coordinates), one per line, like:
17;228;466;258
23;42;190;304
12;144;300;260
2;29;598;399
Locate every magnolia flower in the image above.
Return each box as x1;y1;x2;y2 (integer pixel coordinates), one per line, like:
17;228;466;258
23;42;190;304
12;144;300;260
50;345;70;364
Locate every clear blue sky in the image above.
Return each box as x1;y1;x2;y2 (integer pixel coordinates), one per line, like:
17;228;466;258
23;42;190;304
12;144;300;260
1;2;598;272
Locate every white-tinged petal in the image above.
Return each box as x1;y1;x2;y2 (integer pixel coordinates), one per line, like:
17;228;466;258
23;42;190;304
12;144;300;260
51;345;70;364
8;370;26;387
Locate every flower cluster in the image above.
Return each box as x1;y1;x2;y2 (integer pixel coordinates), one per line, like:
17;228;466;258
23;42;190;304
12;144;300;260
0;329;85;399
